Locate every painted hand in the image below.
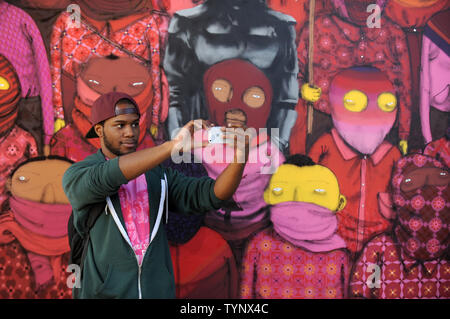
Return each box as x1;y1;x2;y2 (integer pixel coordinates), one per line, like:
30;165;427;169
301;83;321;102
54;118;66;133
399;139;408;155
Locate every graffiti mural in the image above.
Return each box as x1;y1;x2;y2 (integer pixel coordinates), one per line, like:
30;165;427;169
0;0;448;300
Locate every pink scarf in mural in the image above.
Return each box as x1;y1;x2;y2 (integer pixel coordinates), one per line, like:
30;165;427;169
0;196;71;288
270;201;347;253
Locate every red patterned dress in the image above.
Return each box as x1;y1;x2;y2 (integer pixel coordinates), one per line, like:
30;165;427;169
350;234;450;299
0;240;72;299
240;228;350;299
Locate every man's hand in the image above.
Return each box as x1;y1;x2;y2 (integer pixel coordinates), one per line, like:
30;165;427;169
213;123;254;201
171;119;213;153
221;126;252;163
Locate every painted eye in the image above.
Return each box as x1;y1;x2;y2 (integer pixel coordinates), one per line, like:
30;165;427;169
0;76;10;90
440;171;447;176
343;90;368;112
211;79;233;103
378;92;397;112
272;187;283;195
131;81;144;87
404;178;412;183
17;175;28;182
88;79;100;85
243;86;265;108
314;188;326;194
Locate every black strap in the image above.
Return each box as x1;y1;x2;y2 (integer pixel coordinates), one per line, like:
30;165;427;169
79;202;106;277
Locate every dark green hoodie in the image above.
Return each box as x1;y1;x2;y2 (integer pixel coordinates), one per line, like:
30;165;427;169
63;150;224;299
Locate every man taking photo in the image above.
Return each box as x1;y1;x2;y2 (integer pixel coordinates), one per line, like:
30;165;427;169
63;92;249;299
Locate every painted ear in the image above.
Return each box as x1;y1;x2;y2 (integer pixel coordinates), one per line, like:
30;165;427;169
336;194;347;212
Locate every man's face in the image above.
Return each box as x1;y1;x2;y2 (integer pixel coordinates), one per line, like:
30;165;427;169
95;101;140;158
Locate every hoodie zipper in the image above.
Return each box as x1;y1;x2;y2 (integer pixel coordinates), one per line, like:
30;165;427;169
106;176;167;299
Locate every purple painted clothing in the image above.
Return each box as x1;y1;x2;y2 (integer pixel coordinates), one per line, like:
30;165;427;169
0;1;54;143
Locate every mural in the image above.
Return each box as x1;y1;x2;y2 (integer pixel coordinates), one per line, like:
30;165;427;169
240;154;350;299
49;55;156;162
0;156;73;298
163;0;299;154
0;0;449;299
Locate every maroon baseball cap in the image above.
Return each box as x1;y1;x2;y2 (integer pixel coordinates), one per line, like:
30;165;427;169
85;92;140;138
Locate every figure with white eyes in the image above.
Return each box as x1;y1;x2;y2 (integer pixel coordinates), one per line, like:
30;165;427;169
49;3;166;137
350;154;449;299
308;66;402;256
0;54;38;212
163;0;299;155
240;154;350;299
0;156;74;298
49;55;155;162
192;59;285;267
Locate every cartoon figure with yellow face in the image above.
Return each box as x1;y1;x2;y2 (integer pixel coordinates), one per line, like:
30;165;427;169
308;66;402;255
240;154;350;299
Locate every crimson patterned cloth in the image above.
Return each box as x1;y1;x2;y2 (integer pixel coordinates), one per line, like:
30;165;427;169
240;228;350;299
424;137;450;168
0;125;37;210
0;240;72;299
349;234;449;299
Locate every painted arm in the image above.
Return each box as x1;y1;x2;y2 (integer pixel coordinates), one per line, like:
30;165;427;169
49;12;69;130
26;13;54;145
420;34;433;144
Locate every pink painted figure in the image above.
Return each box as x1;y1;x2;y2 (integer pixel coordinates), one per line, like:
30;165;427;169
308;66;402;254
420;10;450;144
0;1;54;147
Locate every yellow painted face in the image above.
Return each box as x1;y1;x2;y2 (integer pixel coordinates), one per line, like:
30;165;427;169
264;164;346;212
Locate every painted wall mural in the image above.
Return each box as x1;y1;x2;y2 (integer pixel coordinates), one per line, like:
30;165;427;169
0;0;448;299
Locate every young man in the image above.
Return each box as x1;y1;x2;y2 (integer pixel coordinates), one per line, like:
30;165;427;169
62;91;249;299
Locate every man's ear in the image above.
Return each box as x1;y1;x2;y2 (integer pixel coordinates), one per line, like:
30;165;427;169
336;194;347;212
94;123;104;138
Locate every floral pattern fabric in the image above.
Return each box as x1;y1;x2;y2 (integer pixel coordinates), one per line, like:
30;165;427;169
0;126;38;209
0;241;72;299
240;228;349;299
350;234;449;299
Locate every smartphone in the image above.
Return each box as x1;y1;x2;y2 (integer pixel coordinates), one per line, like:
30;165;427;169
208;126;225;144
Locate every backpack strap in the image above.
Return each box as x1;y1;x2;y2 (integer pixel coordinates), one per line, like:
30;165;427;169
79;201;107;276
